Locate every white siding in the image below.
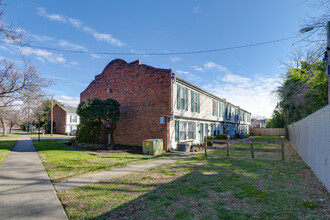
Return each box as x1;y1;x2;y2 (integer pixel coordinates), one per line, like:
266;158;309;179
65;113;80;133
170;79;251;149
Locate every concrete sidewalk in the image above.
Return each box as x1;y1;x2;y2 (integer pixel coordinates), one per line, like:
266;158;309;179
0;135;67;220
54;151;205;192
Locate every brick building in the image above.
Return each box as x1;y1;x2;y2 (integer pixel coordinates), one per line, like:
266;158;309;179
48;104;80;135
81;59;251;151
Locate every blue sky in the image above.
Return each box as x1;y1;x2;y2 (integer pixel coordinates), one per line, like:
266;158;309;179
1;0;323;117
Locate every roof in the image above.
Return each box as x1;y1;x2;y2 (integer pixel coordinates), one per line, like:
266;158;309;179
175;75;251;114
62;106;77;114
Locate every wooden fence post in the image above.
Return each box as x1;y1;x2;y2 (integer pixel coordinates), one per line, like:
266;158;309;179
250;142;254;159
204;137;208;157
226;135;230;157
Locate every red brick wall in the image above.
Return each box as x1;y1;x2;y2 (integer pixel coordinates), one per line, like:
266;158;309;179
48;104;66;134
80;59;173;149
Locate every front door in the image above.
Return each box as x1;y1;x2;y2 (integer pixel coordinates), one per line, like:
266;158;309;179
200;123;204;143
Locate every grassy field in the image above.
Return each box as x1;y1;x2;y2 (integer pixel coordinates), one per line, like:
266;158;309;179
0;133;22;139
33;140;179;182
29;133;74;138
58;137;330;219
0;140;16;166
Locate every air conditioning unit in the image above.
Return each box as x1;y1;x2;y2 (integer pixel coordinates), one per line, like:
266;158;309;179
177;143;191;152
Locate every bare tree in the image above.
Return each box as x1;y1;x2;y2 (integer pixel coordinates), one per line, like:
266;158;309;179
300;0;330;57
0;57;51;108
7;109;21;134
0;0;24;43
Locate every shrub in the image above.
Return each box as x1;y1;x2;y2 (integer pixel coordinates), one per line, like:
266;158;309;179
76;121;101;144
206;136;214;146
216;134;227;140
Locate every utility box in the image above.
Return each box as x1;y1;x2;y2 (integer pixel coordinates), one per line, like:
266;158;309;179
142;139;164;155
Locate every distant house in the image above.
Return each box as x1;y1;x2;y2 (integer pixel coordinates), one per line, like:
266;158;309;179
251;119;266;128
81;59;251;150
48;104;80;134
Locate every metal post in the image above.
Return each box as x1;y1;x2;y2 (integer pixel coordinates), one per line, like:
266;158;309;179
327;21;330;104
51;96;53;136
226;135;230;157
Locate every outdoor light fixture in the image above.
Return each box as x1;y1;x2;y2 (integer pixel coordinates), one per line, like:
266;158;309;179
299;26;314;34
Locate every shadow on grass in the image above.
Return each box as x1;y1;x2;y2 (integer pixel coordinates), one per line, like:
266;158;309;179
58;144;327;220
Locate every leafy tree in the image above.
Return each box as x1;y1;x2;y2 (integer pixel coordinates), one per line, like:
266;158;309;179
268;110;286;128
274;59;326;125
77;98;120;148
37;99;63;128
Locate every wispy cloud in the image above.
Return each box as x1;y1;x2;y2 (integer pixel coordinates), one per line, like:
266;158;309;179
58;95;80;107
20;47;66;64
192;61;278;117
44;75;88;86
170;57;182;62
187;61;279;118
175;69;204;83
36;7;123;46
193;6;202;14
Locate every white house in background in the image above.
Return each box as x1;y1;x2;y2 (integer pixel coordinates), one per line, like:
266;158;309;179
170;76;251;150
48;105;80;135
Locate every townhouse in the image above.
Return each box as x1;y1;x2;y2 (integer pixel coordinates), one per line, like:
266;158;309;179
48;104;80;135
81;59;251;151
170;77;251;149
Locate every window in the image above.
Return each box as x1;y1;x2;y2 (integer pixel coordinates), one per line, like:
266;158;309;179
70;115;77;123
177;121;196;141
213;100;218;117
226;106;231;119
180;87;187;110
191;91;199;113
219;102;222;117
177;85;188;111
179;121;187;140
188;122;195;139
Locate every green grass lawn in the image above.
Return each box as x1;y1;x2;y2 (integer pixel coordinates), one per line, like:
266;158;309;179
0;140;16;166
58;136;330;219
29;133;74;138
33;140;179;182
0;133;22;139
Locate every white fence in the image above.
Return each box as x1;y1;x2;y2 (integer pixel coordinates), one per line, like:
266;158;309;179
288;104;330;192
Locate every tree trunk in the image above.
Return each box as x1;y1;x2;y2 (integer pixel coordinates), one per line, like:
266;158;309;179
9;124;13;134
109;131;115;149
2;124;6;136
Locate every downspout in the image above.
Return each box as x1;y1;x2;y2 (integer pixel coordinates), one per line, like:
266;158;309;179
169;74;176;151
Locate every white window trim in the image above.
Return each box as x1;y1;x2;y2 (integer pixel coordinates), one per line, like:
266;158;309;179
179;121;196;141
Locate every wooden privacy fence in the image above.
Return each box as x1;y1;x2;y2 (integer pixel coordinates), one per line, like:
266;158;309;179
250;128;285;136
204;138;285;160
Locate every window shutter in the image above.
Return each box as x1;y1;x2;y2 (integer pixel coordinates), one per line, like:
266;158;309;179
197;93;200;113
212;101;214;116
185;88;188;111
177;85;180;110
211;124;213;136
191;90;194;112
70;115;72;123
175;121;179;142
